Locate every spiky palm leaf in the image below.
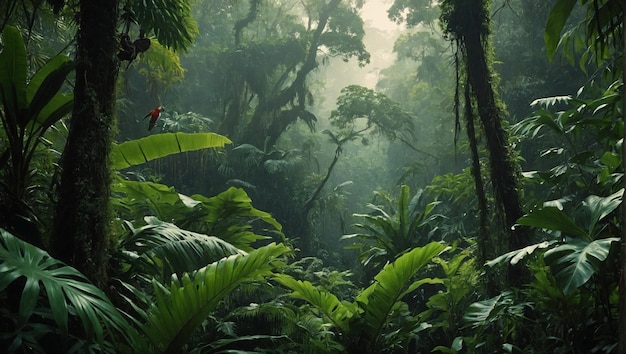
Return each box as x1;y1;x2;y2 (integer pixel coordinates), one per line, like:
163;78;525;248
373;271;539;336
118;217;243;283
137;243;291;354
273;274;357;334
277;242;446;353
355;242;447;350
342;185;442;270
112;181;281;252
0;229;134;348
130;0;198;51
186;187;283;251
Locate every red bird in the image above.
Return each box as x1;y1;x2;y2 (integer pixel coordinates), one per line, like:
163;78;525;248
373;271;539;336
143;105;164;131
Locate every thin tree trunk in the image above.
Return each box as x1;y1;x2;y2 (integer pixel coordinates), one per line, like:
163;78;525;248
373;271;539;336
619;7;625;353
51;0;118;289
464;78;496;296
303;147;340;215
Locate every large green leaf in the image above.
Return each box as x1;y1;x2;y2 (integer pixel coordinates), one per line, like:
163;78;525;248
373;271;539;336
0;26;74;202
112;178;193;222
0;26;27;121
544;0;577;61
581;189;623;237
544;237;619;294
485;241;556;267
0;229;133;346
25;53;74;128
187;187;282;250
111;132;231;170
273;274;357;333
138;243;290;354
112;181;280;251
356;242;447;346
119;217;243;282
463;291;514;328
516;206;588;238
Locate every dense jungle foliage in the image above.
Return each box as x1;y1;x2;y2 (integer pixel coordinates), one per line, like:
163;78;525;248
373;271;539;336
0;0;623;352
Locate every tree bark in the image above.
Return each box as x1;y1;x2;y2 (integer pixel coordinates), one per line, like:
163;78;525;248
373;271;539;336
51;0;118;289
463;21;526;254
464;78;497;296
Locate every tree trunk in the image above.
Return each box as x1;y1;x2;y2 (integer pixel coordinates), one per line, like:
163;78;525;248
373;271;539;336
51;0;118;289
463;22;526;254
464;78;497;296
619;7;625;354
242;0;340;148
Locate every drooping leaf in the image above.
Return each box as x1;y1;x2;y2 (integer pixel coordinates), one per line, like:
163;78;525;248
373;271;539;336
516;207;588;238
544;237;619;294
112;182;279;251
545;0;577;61
130;0;199;51
273;274;356;333
485;241;556;267
464;291;514;328
119;217;243;282
188;187;282;250
111;132;231;170
112;178;190;221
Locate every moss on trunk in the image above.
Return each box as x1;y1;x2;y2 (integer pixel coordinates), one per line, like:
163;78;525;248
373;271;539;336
51;0;118;289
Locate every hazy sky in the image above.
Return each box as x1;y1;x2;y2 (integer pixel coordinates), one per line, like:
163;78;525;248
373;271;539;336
360;0;402;32
314;0;403;117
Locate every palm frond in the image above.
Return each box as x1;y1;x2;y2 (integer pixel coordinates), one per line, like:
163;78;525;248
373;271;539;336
273;274;357;334
356;242;447;347
187;187;283;250
131;0;198;51
0;229;134;348
118;217;244;282
138;243;291;354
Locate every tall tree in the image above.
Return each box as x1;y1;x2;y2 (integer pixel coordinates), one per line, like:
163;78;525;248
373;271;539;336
50;0;119;288
49;0;198;287
211;0;370;148
440;0;525;253
390;0;526;279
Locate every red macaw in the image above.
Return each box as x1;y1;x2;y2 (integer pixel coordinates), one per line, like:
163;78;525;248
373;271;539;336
143;105;164;131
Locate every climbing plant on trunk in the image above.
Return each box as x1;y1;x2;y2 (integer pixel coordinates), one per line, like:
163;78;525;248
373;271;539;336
50;0;119;288
389;0;527;288
49;0;198;288
439;0;526;280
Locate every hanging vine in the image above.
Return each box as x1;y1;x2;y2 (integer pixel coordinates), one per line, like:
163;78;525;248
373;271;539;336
441;0;527;285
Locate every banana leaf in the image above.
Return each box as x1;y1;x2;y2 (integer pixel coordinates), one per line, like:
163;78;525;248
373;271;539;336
111;132;231;170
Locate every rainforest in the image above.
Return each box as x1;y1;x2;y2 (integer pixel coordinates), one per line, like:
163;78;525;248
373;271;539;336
0;0;623;353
